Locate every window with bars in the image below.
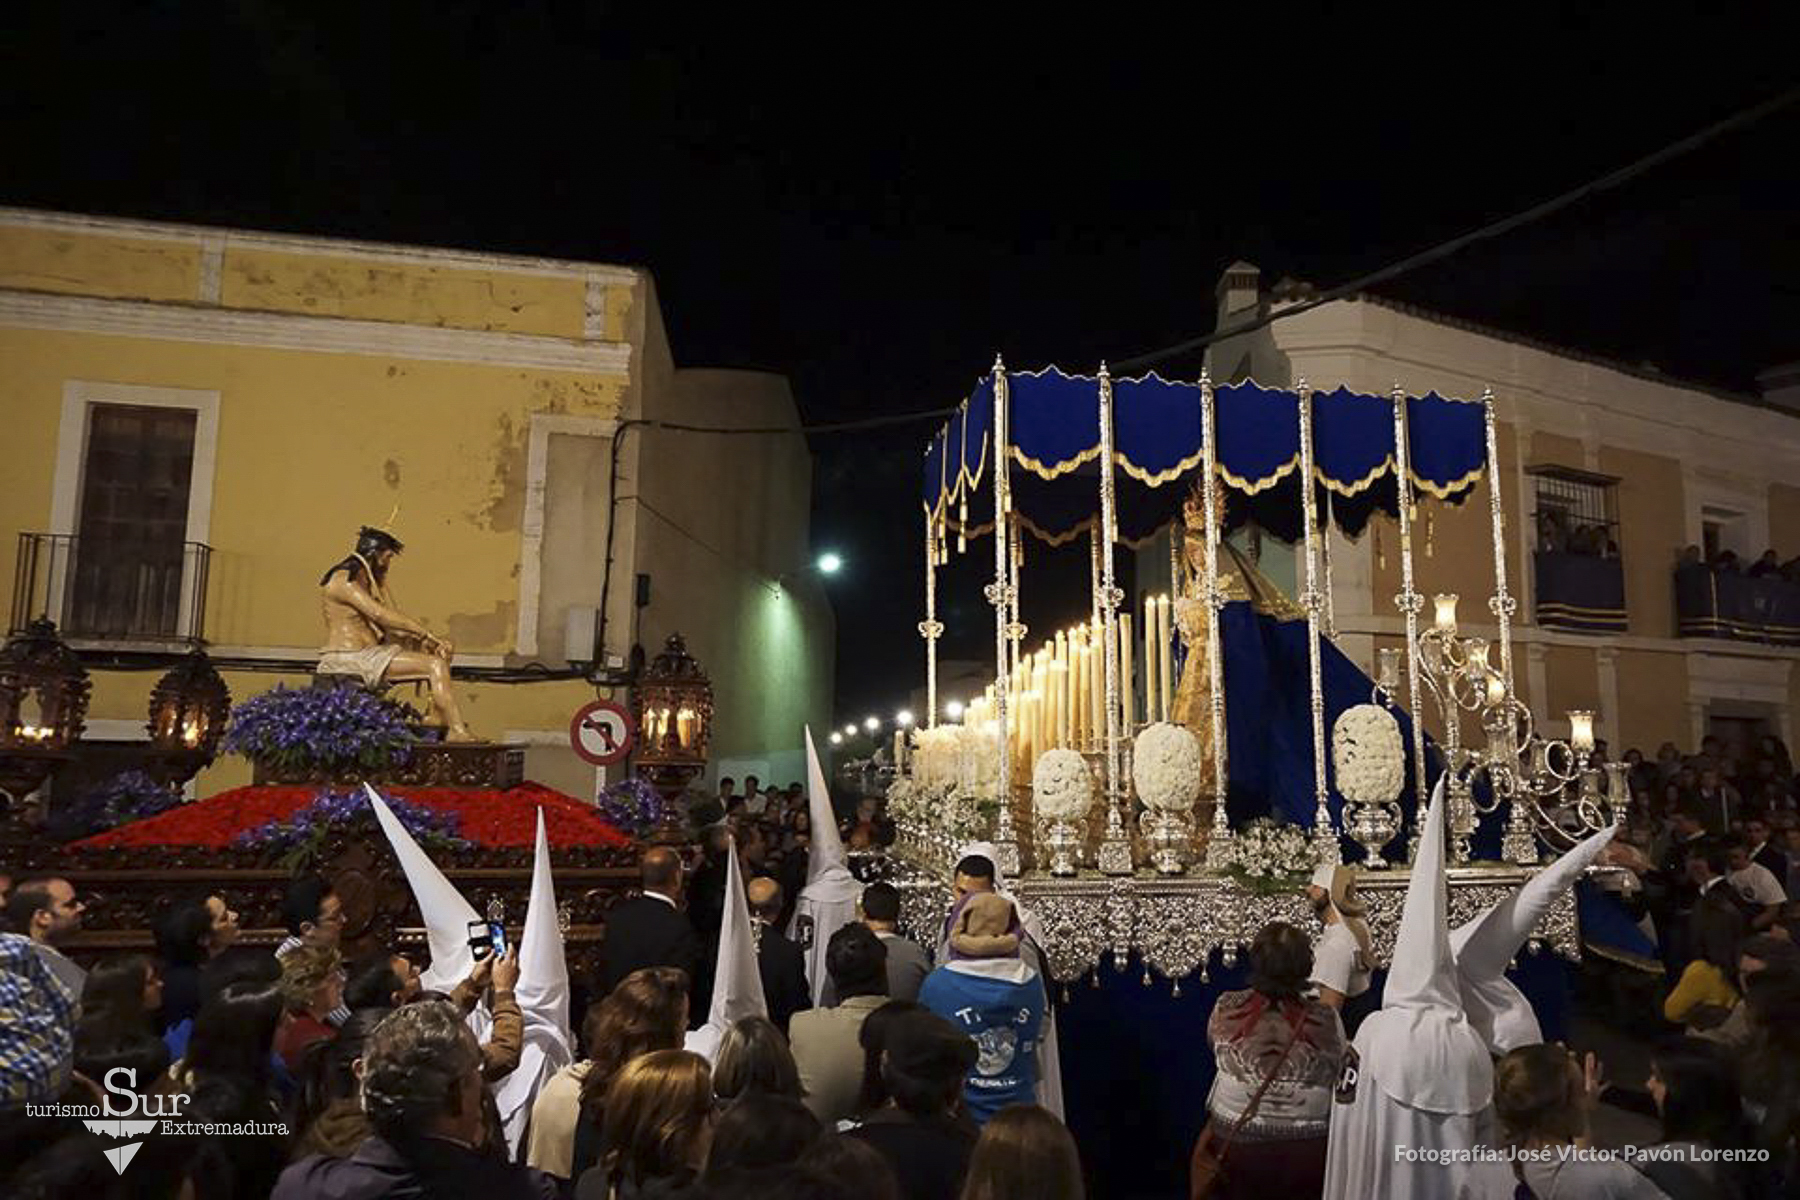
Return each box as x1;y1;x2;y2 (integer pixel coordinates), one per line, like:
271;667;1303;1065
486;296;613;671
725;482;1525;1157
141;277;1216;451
71;403;197;637
1528;464;1619;559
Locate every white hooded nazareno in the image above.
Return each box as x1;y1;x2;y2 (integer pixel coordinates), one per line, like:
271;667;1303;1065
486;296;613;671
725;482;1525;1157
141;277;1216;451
492;808;575;1154
1323;776;1494;1198
788;725;863;1004
1449;825;1616;1055
686;832;769;1063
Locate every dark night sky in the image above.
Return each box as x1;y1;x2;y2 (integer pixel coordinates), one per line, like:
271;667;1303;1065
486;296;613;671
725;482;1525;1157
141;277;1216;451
5;4;1797;720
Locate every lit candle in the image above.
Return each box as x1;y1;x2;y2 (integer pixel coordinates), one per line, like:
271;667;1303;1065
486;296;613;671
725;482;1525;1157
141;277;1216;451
1089;620;1104;741
1054;661;1070;745
1143;595;1159;725
1567;710;1595;754
1157;595;1174;723
1433;593;1459;634
1484;672;1506;706
676;706;697;748
1119;613;1135;729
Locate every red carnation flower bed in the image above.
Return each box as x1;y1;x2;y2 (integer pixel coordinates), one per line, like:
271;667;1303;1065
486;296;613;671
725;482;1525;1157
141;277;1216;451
68;782;630;851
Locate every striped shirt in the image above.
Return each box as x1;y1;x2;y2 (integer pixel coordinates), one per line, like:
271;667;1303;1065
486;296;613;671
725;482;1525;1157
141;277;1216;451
0;932;77;1106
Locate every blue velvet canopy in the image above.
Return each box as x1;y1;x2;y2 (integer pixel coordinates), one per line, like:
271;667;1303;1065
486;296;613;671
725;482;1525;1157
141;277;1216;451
923;366;1488;545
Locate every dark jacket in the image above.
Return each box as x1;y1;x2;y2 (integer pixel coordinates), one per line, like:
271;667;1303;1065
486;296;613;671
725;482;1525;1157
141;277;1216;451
574;1167;700;1200
158;960;204;1030
272;1135;562;1200
599;895;703;1001
847;1109;977;1200
1753;842;1790;886
755;924;813;1035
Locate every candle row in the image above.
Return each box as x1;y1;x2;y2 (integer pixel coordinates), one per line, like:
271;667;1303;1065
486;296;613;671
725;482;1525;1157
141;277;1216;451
951;594;1180;782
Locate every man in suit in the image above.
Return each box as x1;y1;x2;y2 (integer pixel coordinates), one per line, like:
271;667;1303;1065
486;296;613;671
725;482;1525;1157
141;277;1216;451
599;847;703;1019
1746;813;1789;884
789;923;889;1126
746;876;811;1034
821;881;930;1005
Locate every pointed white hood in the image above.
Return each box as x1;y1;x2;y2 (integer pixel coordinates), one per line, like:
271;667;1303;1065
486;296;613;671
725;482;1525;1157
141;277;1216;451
493;808;575;1153
1450;826;1615;1054
791;726;862;1002
686;835;767;1063
804;725;853;888
1357;775;1493;1113
365;784;480;993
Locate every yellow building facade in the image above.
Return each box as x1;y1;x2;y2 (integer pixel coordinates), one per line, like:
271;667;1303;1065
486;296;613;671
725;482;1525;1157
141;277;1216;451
0;208;832;801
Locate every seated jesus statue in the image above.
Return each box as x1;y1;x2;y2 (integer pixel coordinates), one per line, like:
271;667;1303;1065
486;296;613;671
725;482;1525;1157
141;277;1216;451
318;525;474;741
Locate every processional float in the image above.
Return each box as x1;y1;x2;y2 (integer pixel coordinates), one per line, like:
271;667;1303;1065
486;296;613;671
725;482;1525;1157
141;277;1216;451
890;360;1626;987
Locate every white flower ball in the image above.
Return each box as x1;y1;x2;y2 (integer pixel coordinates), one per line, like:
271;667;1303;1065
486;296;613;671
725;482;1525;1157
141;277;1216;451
1032;748;1095;821
1132;722;1204;812
1332;704;1405;805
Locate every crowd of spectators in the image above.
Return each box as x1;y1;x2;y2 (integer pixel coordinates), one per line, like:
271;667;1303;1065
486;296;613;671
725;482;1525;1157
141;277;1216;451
1536;510;1620;558
1679;543;1800;585
1537;731;1800;1195
0;797;1076;1200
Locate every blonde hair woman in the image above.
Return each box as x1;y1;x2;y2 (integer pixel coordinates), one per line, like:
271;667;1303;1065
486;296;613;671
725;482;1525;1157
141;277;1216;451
274;944;343;1072
576;1049;713;1200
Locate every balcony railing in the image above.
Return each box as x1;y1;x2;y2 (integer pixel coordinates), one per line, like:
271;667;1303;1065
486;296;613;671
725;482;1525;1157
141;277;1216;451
1675;563;1800;647
1533;550;1626;634
11;532;212;646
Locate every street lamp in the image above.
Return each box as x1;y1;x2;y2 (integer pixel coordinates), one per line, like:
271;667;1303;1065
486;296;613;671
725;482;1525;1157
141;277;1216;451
863;716;880;733
829;731;843;746
895;709;914;727
843;723;858;738
816;552;843;575
945;699;965;720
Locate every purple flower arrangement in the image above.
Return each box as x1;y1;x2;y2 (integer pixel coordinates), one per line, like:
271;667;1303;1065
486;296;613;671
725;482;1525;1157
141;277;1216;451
596;776;668;839
233;787;471;870
50;769;185;841
221;684;417;774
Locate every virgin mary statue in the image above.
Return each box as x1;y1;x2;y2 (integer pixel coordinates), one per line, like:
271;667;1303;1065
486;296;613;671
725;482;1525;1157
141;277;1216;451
1166;485;1421;839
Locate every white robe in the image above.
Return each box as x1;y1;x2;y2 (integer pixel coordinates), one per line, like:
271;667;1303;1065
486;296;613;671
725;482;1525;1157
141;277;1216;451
1323;1014;1494;1199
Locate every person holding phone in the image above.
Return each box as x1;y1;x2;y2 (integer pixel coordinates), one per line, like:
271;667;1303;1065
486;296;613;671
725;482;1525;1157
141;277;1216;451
450;943;523;1081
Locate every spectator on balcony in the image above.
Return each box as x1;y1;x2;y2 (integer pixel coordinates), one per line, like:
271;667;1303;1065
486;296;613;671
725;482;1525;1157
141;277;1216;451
1679;544;1703;569
1536;511;1569;553
1750;549;1784;578
1713;548;1743;574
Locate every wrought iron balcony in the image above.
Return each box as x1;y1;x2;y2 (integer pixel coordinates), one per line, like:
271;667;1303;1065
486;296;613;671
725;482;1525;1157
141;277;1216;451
11;532;212;647
1676;562;1800;647
1533;549;1626;634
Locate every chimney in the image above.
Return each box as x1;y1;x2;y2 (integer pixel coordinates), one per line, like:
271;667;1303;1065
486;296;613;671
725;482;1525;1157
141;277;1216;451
1756;362;1800;416
1216;261;1261;328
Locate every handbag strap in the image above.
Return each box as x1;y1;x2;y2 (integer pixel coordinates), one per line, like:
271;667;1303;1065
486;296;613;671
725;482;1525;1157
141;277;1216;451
1214;1004;1310;1152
